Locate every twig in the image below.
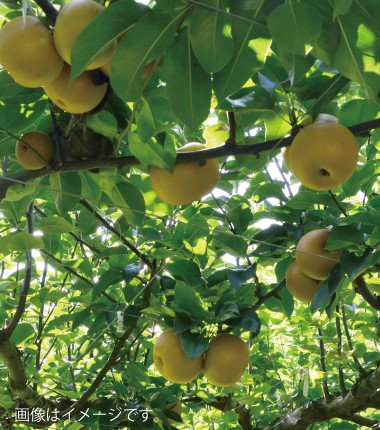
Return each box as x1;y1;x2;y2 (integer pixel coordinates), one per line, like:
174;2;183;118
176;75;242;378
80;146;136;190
335;305;348;395
3;201;34;339
317;326;332;402
79;198;152;268
225;111;237;146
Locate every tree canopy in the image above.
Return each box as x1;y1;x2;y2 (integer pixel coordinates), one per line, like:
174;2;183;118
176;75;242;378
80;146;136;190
0;0;380;429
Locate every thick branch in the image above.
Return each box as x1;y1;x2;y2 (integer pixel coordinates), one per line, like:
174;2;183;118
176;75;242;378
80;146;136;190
34;0;58;24
354;275;380;311
265;364;380;430
1;117;379;201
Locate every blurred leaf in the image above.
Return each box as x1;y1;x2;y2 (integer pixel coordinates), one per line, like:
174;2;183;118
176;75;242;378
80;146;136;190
213;13;271;102
180;330;209;360
38;215;77;234
50;172;81;215
122;263;144;283
111;12;176;101
8;232;44;252
189;0;233;73
311;264;345;313
228;263;257;290
174;282;207;320
10;322;35;346
71;0;149;78
163;28;212;130
341;249;380;281
227;308;261;336
110;181;146;226
327;225;364;249
167;260;204;287
267;3;322;56
86;110;118;140
128;132;176;170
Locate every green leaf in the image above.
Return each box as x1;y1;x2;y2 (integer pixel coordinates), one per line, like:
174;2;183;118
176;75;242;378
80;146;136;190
311;265;345;313
163;28;212;130
122;263;144;283
180;331;209;360
228;263;257;290
326;225;364;249
111;181;146;226
213;14;271;102
10;322;35;346
86;110;118;140
189;0;233;73
50;172;81;215
111;12;177;101
227;308;261;336
340;249;380;281
267;3;323;56
221;86;274;111
8;232;44;252
167;260;204;287
286;191;338;210
5;183;36;202
128;132;176;170
265;285;294;319
334;13;380;98
38;215;77;234
174;281;207;320
213;232;248;257
333;0;353;20
136;97;157;141
70;0;148;78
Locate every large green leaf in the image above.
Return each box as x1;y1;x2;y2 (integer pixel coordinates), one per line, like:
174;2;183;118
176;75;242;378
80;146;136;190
334;13;380;99
128;132;176;170
213;11;271;102
174;281;208;320
10;322;35;346
267;2;323;56
70;0;149;78
50;172;82;215
163;28;212;130
189;0;233;73
110;12;177;101
109;181;146;226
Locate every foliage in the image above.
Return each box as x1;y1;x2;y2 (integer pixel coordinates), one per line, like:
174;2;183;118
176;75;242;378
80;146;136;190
0;0;380;429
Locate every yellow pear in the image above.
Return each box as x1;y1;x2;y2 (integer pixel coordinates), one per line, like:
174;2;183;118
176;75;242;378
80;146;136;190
0;15;64;87
153;329;203;384
295;229;340;281
43;63;108;114
286;260;322;303
203;333;249;387
15;131;55;170
150;142;219;205
53;0;116;69
289;119;358;190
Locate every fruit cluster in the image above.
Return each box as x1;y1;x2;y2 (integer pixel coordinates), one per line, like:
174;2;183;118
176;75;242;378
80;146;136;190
153;328;250;387
286;229;341;303
0;0;112;115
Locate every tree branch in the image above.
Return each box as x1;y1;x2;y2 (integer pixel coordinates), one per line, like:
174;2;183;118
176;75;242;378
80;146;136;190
264;364;380;430
3;202;34;339
34;0;58;24
354;275;380;311
79;198;152;268
1;117;379;201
